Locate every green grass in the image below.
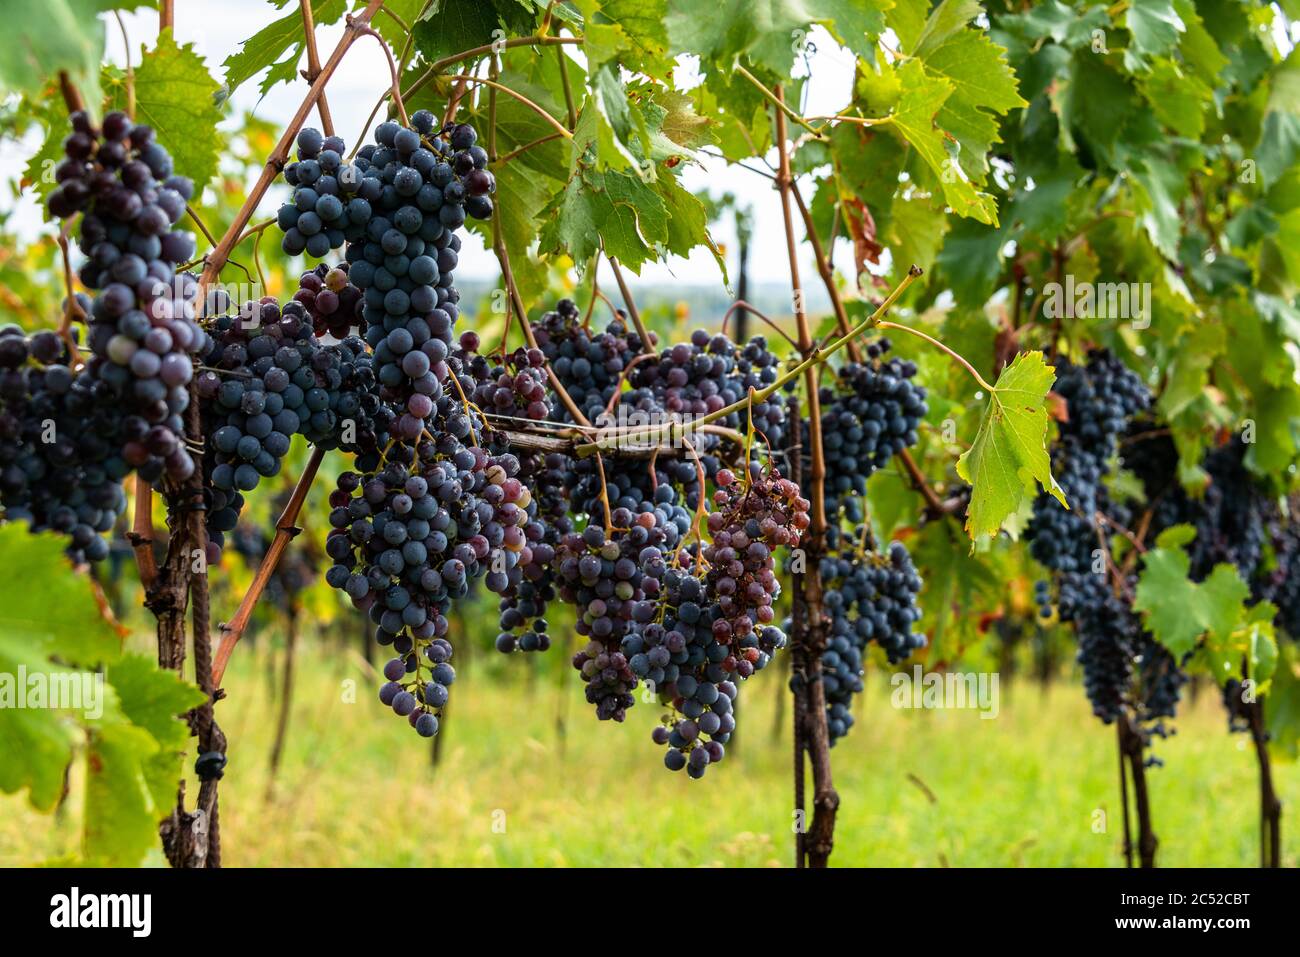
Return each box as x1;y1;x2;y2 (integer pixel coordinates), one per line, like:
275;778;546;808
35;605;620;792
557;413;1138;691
2;639;1296;867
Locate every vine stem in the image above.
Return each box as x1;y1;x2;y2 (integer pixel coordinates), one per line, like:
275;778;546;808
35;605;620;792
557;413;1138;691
194;0;386;305
439;74;572;140
737;66;825;139
55;228;87;360
58;72;85;114
495;130;564;165
113;13;135;120
555;40;577;129
397;35;583;108
487;51;499;162
298;0;336;136
357;23;409;127
233;217;276;248
720;299;800;349
594;452;614;532
804;113;893;128
608;257;656;356
155;389;218;867
1117;721;1133;867
127;475;158;590
1118;711;1158;867
786;392;807;868
876;320;996;392
1242;665;1282;868
775;83;838;869
374;3;410;33
788;177;862;364
775;90;826;538
898;448;946;515
212;447;326;687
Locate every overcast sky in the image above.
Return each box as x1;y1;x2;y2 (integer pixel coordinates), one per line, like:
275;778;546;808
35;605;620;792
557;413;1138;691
4;3;1295;296
0;2;864;296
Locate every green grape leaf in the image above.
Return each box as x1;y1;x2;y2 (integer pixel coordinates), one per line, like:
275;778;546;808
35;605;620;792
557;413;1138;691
655;172;727;282
222;0;347;101
466;158;555;305
0;524;120;665
538;163;668;272
1257;112;1300;192
806;0;889;63
638;85;714;159
1007;153;1083;244
132;30;225;192
1130;155;1188;260
576;0;671;75
1200;602;1279;689
955;351;1065;541
1058;54;1140;165
665;0;818;76
1133;526;1276;686
1139;58;1212;139
0;633;79;812
924;20;1026;116
1265;642;1300;760
103;655;207;819
412;0;537;63
1223;302;1300;475
997;0;1103;47
911;0;981;57
0;523;130;815
589;65;645;171
1125;0;1183;72
923;27;1026;182
935;216;1008;309
107;655;207;752
1133;528;1250;659
367;0;427;56
0;0;143;111
76;657;204;866
864;469;920;543
885;0;929;52
83;722;168;866
890;60;998;224
1172;0;1227;87
888;193;949;279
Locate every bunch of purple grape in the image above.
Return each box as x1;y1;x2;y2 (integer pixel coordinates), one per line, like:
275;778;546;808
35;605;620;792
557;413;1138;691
632;465;809;777
47;111;210;487
816;338;928;522
558;508;681;722
325;431;535;735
